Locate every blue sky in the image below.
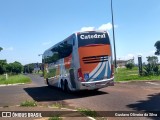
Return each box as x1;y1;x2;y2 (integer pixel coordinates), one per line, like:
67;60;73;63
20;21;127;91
0;0;160;65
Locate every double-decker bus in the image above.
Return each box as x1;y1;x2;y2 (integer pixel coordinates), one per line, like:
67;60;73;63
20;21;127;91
42;31;114;92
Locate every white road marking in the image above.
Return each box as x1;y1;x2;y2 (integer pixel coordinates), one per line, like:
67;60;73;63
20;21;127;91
146;82;159;86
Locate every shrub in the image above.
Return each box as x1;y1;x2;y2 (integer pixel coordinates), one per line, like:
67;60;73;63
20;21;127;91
125;63;134;69
143;63;159;76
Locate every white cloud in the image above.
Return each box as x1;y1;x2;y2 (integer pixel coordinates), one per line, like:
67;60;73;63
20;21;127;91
98;23;113;31
80;27;95;32
3;47;14;51
42;41;52;46
78;22;118;32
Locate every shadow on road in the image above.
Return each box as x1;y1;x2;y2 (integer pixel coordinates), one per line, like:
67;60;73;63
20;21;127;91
127;93;160;120
24;86;108;102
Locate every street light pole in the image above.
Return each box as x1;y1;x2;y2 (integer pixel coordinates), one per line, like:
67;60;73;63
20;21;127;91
111;0;117;69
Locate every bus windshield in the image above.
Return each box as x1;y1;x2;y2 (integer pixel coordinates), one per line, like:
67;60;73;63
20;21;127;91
77;32;110;47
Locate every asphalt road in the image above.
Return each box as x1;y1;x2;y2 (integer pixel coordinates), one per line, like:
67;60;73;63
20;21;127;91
0;74;160;120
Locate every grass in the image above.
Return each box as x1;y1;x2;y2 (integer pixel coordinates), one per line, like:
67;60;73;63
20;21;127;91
20;100;37;107
115;67;160;82
0;74;31;85
77;108;97;118
51;102;63;109
48;116;62;120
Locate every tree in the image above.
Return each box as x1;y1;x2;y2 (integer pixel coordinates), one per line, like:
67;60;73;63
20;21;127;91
0;60;7;74
146;56;158;64
0;60;23;75
11;61;23;74
143;56;160;76
6;63;13;73
0;47;3;52
23;63;34;73
154;40;160;55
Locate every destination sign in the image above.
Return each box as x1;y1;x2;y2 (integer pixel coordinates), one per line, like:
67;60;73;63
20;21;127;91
80;33;106;40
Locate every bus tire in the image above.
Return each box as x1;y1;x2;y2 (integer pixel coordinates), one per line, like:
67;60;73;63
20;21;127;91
64;80;71;93
46;78;50;86
93;89;99;91
46;78;51;87
61;80;64;91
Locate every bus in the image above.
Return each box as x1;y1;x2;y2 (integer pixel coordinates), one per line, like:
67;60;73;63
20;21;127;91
42;31;114;92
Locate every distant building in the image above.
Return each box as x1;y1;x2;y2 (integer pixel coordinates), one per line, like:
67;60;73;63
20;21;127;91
117;60;128;68
116;58;134;68
33;63;42;73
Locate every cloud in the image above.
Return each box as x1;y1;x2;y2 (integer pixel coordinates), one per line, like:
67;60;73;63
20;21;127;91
98;23;113;31
80;27;95;32
3;47;14;51
79;22;118;32
42;41;52;46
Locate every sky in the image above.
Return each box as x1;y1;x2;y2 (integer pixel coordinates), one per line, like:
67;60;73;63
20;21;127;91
0;0;160;65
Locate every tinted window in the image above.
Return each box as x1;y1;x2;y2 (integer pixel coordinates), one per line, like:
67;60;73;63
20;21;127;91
51;41;72;59
78;32;110;47
43;37;73;64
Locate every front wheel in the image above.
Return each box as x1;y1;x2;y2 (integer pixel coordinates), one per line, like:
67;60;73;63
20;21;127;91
46;78;51;87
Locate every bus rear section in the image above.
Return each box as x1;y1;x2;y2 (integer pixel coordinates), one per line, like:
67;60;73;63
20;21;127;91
77;31;114;90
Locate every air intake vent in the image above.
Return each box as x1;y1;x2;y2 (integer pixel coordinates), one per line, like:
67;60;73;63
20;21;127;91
82;55;108;64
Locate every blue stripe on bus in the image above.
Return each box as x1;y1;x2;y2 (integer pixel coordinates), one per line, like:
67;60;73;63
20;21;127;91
93;63;106;81
107;62;111;78
88;62;103;80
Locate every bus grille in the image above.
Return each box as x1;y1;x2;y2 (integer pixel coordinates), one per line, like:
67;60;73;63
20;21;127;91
82;55;108;64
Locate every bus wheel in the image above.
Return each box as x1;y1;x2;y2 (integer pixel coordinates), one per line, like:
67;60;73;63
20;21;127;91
61;80;64;91
64;80;71;93
46;78;50;86
93;89;99;91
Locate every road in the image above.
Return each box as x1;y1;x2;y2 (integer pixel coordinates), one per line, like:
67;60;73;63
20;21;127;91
0;74;160;120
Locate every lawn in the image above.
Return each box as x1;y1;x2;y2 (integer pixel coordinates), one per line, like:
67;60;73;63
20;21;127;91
115;67;160;82
0;74;31;85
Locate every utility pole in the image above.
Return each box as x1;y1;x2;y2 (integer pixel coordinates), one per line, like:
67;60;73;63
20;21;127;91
111;0;117;69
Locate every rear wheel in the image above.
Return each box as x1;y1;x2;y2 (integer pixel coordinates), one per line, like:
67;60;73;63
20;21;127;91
93;88;99;91
64;80;71;93
61;80;64;91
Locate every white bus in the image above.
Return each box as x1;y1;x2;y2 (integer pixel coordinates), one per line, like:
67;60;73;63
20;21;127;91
42;31;114;92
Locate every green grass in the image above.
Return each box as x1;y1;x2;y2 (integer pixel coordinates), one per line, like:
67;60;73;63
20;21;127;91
20;100;37;107
115;67;160;82
51;102;63;108
0;74;31;85
48;116;62;120
77;108;97;118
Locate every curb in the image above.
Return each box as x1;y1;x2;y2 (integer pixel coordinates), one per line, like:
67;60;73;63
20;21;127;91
0;83;26;87
115;80;160;83
48;106;96;120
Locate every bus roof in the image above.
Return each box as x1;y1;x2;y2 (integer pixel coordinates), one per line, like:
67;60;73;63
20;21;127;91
43;31;109;55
